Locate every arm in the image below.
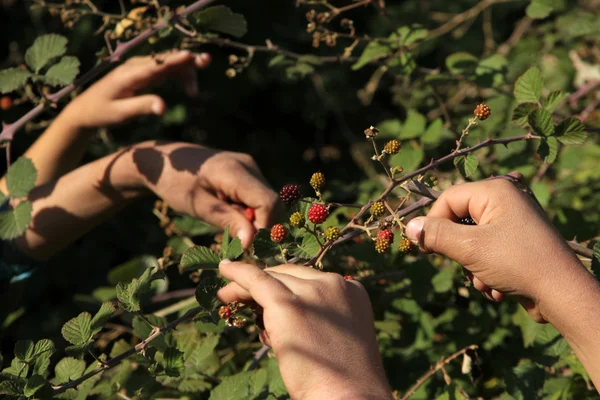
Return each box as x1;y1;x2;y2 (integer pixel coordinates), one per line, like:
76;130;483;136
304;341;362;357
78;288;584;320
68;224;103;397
218;262;393;400
0;50;211;191
16;141;279;260
405;179;600;390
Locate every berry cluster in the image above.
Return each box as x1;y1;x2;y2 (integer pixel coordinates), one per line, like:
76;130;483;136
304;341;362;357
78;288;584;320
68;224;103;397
375;229;394;253
280;184;302;205
270;224;287;243
474;103;491;120
308;204;328;224
370;201;385;218
218;304;247;328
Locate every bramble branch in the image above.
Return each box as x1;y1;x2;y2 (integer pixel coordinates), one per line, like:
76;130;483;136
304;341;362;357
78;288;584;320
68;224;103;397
0;0;218;143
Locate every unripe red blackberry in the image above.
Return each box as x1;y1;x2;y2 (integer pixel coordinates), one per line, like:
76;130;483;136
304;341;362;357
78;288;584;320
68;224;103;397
307;204;328;224
343;275;354;281
370;201;385;218
377;229;394;245
324;226;340;241
474;103;491;120
383;140;401;155
459;217;476;226
244;207;255;222
398;237;412;253
310;172;325;191
270;224;287;243
1;96;12;111
375;238;391;253
280;184;302;205
218;306;231;319
289;212;305;228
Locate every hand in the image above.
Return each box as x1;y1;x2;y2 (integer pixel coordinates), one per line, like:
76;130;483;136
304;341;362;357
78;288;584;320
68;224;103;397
405;178;586;323
126;141;279;248
217;262;392;400
61;50;210;129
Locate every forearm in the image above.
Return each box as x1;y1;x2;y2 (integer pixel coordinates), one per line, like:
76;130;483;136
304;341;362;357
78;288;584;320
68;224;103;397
15;147;148;260
0;110;92;193
539;264;600;390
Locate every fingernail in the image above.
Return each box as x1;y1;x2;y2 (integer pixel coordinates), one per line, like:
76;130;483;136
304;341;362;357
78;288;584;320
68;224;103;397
151;101;163;115
405;217;424;244
178;50;191;57
220;259;232;265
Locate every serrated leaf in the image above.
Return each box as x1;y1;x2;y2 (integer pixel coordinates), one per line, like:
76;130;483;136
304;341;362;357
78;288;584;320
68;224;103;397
505;363;545;400
24;375;47;397
43;56;80;86
431;267;454;293
209;371;263;400
31;339;54;376
54;357;85;384
225;238;243;260
290;234;320;259
15;340;34;361
0;201;33;240
61;312;93;352
195;277;223;312
194;6;247;38
90;302;116;335
25;34;68;72
393;25;428;46
180;246;221;272
454;155;478;178
115;267;158;312
0;68;32;93
0;380;23;395
220;226;231;259
400;110;426;139
528;108;555;136
6;157;37;197
543;90;568;112
252;228;280;259
159;347;184;377
555;118;587;145
514;67;543;104
351;42;392;70
526;0;554;19
512;103;539;128
537;137;558;163
132;315;169;350
512;306;542;347
172;215;218;236
445;52;478;76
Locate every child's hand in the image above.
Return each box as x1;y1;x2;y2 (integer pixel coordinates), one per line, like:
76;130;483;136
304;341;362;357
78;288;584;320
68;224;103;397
217;262;392;400
61;50;210;129
125;141;279;248
405;179;586;323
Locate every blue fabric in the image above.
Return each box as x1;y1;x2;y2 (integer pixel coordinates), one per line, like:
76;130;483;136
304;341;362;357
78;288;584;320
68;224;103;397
0;201;43;285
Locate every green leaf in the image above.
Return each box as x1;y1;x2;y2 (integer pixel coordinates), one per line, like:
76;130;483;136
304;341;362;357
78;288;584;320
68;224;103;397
268;54;287;68
0;201;33;240
393;25;428;46
388;53;415;76
454;155;478;178
431;267;454;293
25;34;68;72
377;119;402;139
194;6;247;38
512;306;542;347
2;356;28;377
505;363;545;400
195;277;223;312
555;118;587;145
24;375;48;397
543;90;568;112
43;56;80;86
219;226;244;261
159;347;184;377
54;357;85;384
285;62;314;79
526;0;556;19
421;118;444;145
400;110;426;139
90;302;116;335
115;267;159;312
15;340;34;361
352;42;392;70
390;140;424;172
31;339;54;376
475;54;508;87
528;108;555;136
252;228;280;259
61;312;93;353
514;67;543;104
180;246;221;272
512;103;539;128
445;52;478;76
537;137;558;163
209;370;265;400
0;68;32;94
220;226;231;259
290;234;320;259
132;315;169;351
0;380;23;395
6;157;37;197
172;215;218;236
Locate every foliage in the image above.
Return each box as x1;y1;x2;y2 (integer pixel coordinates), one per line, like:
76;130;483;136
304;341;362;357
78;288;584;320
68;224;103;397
0;0;599;399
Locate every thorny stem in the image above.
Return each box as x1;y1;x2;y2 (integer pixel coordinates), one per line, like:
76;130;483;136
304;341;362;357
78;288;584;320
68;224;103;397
371;139;394;180
52;305;205;394
455;117;477;152
399;345;478;400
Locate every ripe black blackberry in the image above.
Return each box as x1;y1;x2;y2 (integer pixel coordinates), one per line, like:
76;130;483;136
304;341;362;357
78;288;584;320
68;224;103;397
280;184;302;205
459;217;476;225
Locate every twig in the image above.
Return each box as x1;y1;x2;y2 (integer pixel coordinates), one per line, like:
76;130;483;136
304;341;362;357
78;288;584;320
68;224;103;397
399;345;478;400
246;345;270;371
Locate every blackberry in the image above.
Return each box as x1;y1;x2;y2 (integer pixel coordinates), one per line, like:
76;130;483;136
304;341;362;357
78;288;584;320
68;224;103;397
307;204;328;224
289;212;305;228
474;103;491;120
383;140;401;155
280;184;302;205
324;226;341;241
310;172;326;191
270;224;287;243
370;201;385;218
377;229;394;245
398;237;412;253
459;217;477;226
218;306;231;320
375;238;391;253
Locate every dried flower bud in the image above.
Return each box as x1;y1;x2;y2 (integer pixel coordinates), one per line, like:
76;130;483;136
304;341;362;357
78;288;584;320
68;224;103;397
228;54;239;65
364;125;379;138
307;22;316;33
225;68;237;79
306;9;316;22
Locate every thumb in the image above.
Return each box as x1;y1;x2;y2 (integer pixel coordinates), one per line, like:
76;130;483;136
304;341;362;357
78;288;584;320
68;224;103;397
405;216;477;264
113;95;165;122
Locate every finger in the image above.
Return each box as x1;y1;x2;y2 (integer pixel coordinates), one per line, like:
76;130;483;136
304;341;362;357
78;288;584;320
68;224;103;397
259;330;272;348
491;289;505;302
472;277;490;292
264;264;327;280
405;216;482;265
181;64;198;97
218;261;290;305
218;271;302;303
194;52;211;69
112;95;165;120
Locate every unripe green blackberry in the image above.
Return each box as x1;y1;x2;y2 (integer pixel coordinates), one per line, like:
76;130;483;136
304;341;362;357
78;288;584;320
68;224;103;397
270;224;287;243
370;201;385;218
289;212;305;228
375;238;390;253
310;172;326;191
324;226;341;241
398;237;412;253
383;140;401;155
